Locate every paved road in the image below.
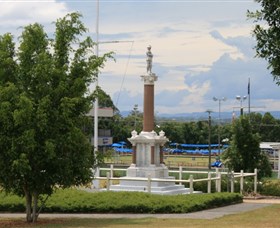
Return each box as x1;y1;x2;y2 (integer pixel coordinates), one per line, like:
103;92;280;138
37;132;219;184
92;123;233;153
0;200;275;220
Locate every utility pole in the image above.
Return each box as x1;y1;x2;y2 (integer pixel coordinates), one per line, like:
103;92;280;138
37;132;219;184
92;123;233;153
206;110;212;170
213;97;226;155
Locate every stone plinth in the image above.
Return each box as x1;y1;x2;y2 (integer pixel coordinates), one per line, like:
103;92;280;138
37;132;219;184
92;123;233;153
109;130;191;195
129;130;166;167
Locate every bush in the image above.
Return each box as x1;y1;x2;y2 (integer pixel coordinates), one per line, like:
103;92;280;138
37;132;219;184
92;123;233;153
259;179;280;196
0;188;242;213
44;190;242;213
0;192;25;211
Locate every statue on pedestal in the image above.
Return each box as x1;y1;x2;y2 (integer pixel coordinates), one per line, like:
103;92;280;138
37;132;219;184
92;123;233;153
108;45;190;195
146;45;153;74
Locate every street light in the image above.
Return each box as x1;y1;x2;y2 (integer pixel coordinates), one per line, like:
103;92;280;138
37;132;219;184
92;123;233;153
213;97;226;155
206;110;212;170
236;95;247;116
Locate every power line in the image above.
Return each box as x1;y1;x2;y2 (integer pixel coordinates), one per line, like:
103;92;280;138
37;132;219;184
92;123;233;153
115;41;134;107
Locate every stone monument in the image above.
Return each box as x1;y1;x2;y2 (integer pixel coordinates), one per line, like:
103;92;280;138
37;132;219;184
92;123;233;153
110;46;190;194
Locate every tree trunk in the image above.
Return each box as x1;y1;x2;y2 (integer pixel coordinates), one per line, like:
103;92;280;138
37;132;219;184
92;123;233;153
32;192;39;223
24;187;39;223
24;187;32;223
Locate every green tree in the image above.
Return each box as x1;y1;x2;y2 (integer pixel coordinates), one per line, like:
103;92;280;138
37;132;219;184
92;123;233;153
249;112;280;142
96;88;118;133
111;106;143;144
248;1;280;83
0;13;110;223
219;123;232;144
183;122;196;144
97;87;117;110
269;118;280;141
161;122;184;143
111;113;131;143
222;116;272;179
260;112;277;141
249;112;263;134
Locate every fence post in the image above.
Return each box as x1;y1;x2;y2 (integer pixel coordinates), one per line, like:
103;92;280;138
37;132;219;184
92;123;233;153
240;170;244;194
147;174;151;193
254;168;258;194
218;171;221;193
110;164;114;186
189;175;193;194
92;167;100;189
179;166;183;185
230;171;234;193
207;172;211;193
215;168;219;192
106;172;110;191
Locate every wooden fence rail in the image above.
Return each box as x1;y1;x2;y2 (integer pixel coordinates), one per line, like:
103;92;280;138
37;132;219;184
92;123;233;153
95;165;257;194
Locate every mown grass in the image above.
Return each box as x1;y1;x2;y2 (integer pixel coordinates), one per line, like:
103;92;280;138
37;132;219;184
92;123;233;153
106;154;214;168
1;204;280;228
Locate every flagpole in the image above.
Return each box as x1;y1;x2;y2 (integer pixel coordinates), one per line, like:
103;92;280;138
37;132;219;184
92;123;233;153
94;0;99;153
92;0;100;189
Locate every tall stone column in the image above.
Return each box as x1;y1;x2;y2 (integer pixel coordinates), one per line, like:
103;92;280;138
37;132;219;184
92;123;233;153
143;83;154;132
142;73;157;132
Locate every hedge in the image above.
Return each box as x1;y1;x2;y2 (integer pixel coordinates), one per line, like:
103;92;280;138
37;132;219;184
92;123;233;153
0;189;242;214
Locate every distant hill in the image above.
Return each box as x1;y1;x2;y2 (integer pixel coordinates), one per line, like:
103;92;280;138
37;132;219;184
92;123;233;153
120;110;280;122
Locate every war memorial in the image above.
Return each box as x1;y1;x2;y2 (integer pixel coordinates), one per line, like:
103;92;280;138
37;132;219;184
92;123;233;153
110;46;190;194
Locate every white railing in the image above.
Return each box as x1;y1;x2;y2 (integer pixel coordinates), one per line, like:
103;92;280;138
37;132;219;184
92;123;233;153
95;165;257;194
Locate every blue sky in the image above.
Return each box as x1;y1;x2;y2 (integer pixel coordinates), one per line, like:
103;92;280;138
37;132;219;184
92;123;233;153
0;0;279;116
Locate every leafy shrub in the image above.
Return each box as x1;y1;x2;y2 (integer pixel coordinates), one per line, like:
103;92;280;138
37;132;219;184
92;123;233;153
0;188;242;213
0;192;25;211
259;179;280;196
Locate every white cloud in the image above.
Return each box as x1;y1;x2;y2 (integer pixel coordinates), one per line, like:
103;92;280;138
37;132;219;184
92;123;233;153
1;0;279;115
0;1;69;34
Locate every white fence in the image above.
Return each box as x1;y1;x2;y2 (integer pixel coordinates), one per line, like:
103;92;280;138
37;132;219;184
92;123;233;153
95;165;258;194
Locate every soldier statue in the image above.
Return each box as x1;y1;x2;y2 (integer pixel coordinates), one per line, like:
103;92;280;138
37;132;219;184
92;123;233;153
146;45;153;74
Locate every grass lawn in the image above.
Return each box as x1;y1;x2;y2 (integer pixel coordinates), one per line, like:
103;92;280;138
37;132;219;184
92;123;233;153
1;204;280;227
106;154;216;168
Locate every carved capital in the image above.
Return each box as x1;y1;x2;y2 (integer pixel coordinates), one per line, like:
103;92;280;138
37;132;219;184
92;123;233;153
141;74;158;85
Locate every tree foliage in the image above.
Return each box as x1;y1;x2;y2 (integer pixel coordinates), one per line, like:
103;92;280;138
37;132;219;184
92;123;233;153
248;0;280;84
222;115;272;179
109;107;280;150
159;120;220;144
0;13;110;223
249;112;280;141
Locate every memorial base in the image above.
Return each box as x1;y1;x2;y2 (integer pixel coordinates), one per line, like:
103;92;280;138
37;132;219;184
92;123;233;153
108;130;192;195
109;164;191;195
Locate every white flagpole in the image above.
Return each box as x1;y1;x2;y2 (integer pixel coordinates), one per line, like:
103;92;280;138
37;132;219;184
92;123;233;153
92;0;100;189
94;0;99;153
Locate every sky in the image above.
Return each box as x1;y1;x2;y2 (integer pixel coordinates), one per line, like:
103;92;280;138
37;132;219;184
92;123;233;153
0;0;279;117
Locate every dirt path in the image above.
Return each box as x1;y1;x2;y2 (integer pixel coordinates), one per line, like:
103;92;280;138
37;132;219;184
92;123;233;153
243;198;280;204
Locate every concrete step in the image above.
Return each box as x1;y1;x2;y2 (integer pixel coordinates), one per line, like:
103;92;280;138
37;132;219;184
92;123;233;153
109;183;200;195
